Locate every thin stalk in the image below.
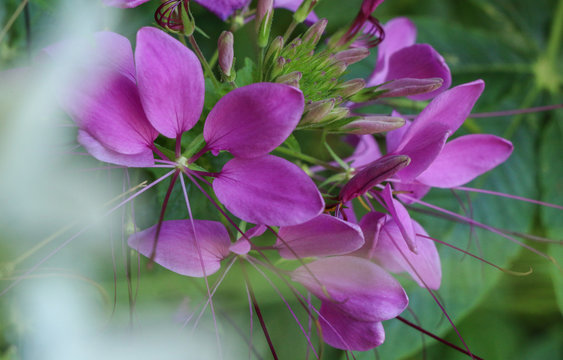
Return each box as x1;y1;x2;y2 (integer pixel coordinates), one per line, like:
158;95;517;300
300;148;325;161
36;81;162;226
188;35;221;89
273;146;341;171
240;261;279;360
0;0;29;44
283;20;299;42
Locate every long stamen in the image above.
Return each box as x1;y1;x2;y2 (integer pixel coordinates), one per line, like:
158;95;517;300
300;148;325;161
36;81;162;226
240;261;279;360
418;233;533;276
0;170;176;297
383;227;477;360
246;257;320;359
455;186;563;209
148;170;180;264
179;173;223;359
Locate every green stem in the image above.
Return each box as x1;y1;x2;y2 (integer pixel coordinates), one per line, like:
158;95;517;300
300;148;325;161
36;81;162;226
273;146;341;171
283;20;298;42
547;0;563;65
188;35;221;89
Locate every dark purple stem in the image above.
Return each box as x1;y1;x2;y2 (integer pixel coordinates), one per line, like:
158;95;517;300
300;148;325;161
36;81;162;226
149;170;180;263
396;316;484;360
240;262;279;360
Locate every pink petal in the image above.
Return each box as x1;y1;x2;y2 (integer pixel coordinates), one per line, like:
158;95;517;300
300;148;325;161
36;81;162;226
369;17;417;85
386;112;411;153
373;218;442;290
344;135;381;170
354;211;386;258
380;184;417;252
229;225;267;255
135;27;205;138
397;80;485;148
103;0;150;8
77;130;154;167
128;220;231;277
276;214;364;259
67;70;158;155
394;182;431;204
320;303;385;351
394;123;450;181
291;256;408;322
384;44;451;100
41;32;135;82
193;0;250;20
204;83;305;158
213;155;324;226
417;134;514;188
339;155;411;203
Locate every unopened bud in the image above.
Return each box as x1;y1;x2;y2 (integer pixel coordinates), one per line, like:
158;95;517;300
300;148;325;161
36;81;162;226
341;115;405;134
378;78;443;98
336;78;366;98
302;18;328;47
332;48;370;65
265;36;284;65
322;106;350;123
218;31;234;79
339;155;411;202
301;99;336;124
270;57;286;78
329;61;348;77
294;0;318;23
179;0;195;36
276;71;302;88
256;0;274;48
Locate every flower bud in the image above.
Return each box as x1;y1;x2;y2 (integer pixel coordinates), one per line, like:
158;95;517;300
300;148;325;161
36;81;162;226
276;71;302;88
341;115;405;134
301;99;336;124
302;18;328;47
378;77;444;98
265;36;284;65
329;61;348;77
332;48;370;65
294;0;318;23
179;0;195;36
339;155;411;202
218;31;234;79
256;0;274;48
336;78;366;98
270;56;286;78
323;106;350;123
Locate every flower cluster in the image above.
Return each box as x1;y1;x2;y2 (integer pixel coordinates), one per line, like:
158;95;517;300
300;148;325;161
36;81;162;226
25;0;557;358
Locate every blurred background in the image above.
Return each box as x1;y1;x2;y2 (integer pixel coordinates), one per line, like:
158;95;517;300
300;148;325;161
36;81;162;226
0;0;561;359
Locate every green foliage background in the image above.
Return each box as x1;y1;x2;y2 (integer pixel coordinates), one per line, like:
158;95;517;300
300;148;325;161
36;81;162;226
0;0;561;359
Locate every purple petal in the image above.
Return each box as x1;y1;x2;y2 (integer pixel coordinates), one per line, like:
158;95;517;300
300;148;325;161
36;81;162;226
213;155;324;226
67;70;158;155
383;44;451;100
397;80;485;148
417;134;513;188
291;256;408;322
345;135;381;170
354;211;386;258
369;17;417;85
394;123;449;181
320;303;385;351
380;185;416;252
394;182;431;204
339;155;410;203
135;27;205;138
386;112;411;153
41;32;135;82
373;218;442;290
229;225;267;255
103;0;150;8
204;83;305;158
276;214;364;259
128;220;231;277
194;0;250;20
77;130;154;167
